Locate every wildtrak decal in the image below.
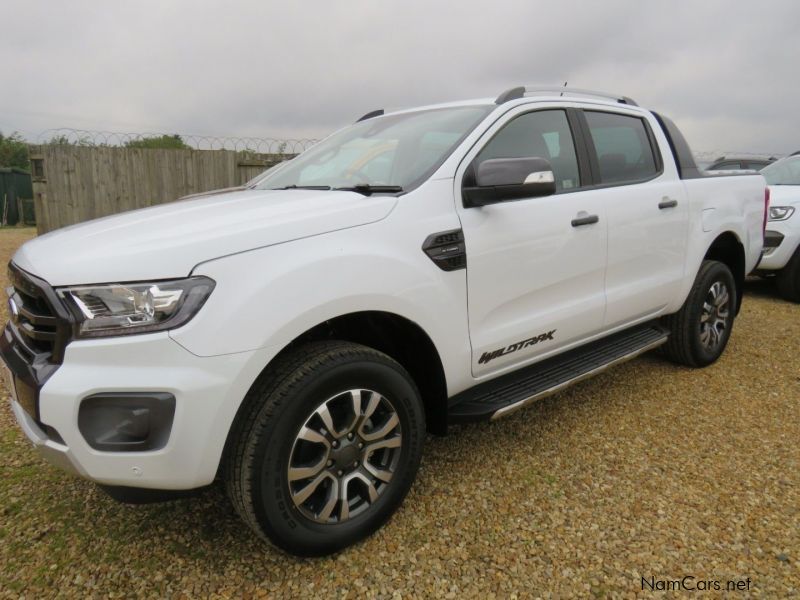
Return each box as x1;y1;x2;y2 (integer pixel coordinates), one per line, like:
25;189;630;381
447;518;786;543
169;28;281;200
478;330;557;365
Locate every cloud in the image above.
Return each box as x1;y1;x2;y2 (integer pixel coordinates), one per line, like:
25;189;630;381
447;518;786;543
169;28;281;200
1;0;798;154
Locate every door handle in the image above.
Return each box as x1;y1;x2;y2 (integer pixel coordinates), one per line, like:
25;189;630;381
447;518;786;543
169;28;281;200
571;214;599;227
658;197;678;209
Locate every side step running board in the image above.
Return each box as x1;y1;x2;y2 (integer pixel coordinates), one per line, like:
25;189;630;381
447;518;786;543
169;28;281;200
448;324;669;423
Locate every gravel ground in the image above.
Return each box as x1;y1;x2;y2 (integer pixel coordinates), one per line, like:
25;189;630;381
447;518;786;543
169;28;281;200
0;227;798;598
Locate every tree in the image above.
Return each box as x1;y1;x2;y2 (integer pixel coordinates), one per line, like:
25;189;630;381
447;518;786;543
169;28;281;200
0;131;29;170
125;134;190;150
47;133;93;146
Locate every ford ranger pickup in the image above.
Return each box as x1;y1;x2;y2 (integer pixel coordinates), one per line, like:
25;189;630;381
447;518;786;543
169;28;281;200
2;86;768;556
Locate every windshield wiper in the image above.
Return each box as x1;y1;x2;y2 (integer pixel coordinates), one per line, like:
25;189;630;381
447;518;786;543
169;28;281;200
334;184;403;196
269;185;332;190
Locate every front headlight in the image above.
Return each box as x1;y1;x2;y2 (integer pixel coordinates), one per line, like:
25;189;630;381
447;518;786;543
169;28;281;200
58;277;215;338
769;206;795;221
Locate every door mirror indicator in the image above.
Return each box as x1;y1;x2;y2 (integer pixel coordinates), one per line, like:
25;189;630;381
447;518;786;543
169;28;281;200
463;157;557;207
523;170;555;184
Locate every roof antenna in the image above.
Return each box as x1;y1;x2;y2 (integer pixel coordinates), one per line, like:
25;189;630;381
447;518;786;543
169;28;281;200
560;81;567;97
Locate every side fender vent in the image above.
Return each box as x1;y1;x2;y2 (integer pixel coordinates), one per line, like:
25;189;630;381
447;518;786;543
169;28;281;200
422;229;466;272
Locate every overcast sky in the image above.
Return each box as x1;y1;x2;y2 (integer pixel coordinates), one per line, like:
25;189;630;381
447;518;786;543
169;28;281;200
2;0;798;156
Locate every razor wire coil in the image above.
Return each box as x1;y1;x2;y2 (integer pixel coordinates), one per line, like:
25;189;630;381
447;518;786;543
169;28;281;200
36;128;319;154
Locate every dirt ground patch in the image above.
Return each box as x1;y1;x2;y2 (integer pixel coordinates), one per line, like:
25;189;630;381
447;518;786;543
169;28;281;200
0;227;798;598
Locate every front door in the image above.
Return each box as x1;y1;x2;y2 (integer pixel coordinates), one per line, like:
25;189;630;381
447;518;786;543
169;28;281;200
456;108;608;378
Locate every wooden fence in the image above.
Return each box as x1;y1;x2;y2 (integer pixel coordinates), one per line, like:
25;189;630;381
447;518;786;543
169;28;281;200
30;145;293;234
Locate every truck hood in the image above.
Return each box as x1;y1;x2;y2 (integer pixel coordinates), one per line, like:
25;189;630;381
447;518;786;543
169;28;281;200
769;185;800;206
13;189;397;286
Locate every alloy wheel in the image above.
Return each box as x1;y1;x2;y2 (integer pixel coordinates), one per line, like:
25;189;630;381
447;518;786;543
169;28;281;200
287;389;402;524
700;280;730;351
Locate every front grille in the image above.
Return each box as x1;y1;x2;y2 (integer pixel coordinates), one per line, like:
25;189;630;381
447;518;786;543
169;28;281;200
11;287;57;355
7;263;72;364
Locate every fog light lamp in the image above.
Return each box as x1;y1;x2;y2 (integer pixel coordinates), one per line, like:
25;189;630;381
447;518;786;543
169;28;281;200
78;393;175;452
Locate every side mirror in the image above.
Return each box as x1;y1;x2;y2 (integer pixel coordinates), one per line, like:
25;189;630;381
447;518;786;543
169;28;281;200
463;157;556;207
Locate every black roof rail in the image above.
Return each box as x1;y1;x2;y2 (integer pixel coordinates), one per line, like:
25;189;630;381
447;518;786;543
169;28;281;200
495;86;638;107
356;109;384;122
791;150;800;157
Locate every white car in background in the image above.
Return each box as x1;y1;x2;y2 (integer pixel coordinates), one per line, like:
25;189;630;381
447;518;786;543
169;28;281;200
757;155;800;301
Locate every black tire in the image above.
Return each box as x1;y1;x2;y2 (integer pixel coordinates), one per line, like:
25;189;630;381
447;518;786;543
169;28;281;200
662;260;737;368
224;341;425;557
776;246;800;303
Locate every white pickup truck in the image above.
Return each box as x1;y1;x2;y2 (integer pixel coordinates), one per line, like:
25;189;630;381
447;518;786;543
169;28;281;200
755;154;800;301
2;87;768;556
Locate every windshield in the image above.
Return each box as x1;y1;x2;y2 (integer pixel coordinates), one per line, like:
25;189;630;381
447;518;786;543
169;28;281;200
245;161;288;187
762;156;800;185
255;106;492;192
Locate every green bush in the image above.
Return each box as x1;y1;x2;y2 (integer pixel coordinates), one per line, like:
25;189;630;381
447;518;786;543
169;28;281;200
0;132;29;170
125;134;190;150
47;134;93;146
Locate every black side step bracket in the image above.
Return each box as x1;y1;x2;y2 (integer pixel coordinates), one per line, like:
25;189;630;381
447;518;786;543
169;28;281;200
448;324;669;423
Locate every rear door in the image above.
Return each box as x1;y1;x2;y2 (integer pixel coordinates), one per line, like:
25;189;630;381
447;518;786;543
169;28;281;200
578;109;689;327
456;106;608;378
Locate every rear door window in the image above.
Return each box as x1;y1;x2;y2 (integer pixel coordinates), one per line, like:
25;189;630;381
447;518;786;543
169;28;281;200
584;111;659;184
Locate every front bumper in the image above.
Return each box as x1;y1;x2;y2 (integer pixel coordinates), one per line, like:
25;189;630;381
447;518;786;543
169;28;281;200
3;327;269;490
759;223;799;270
8;394;86;476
